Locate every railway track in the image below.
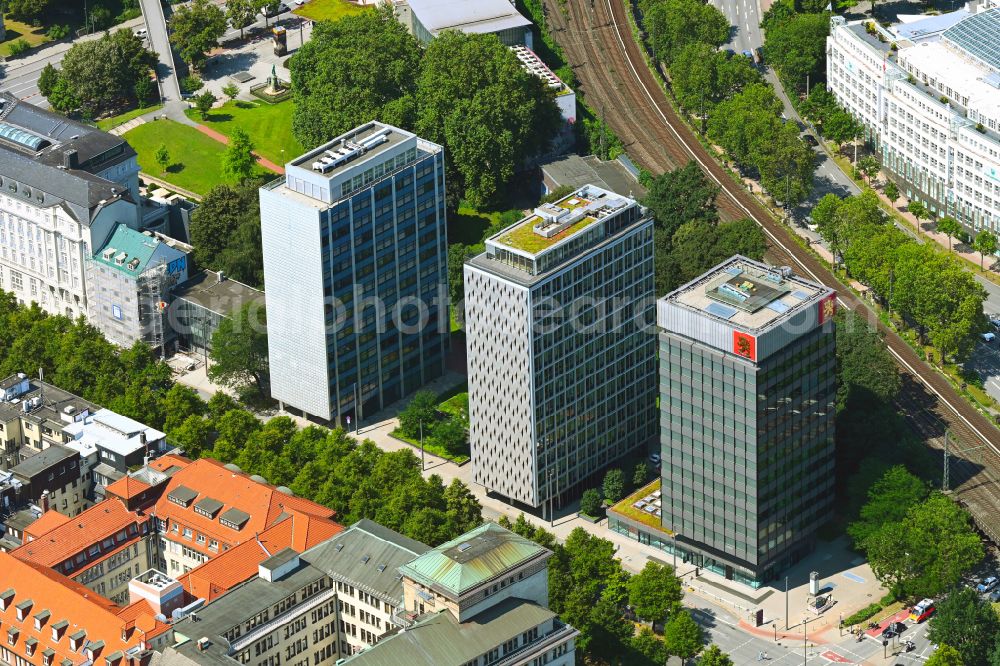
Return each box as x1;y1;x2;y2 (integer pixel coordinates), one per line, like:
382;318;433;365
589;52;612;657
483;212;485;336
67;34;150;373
545;0;1000;538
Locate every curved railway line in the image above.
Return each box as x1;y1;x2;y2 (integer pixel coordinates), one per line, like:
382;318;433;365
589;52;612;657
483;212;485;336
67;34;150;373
545;0;1000;537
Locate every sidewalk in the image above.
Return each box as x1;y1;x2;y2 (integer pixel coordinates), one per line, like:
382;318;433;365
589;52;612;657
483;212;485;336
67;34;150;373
1;15;146;74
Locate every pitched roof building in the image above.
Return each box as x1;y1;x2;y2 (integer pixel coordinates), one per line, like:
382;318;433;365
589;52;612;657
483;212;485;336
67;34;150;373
0;551;171;666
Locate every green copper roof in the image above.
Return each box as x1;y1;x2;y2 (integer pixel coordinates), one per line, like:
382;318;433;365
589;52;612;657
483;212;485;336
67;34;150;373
399;523;548;597
92;225;161;276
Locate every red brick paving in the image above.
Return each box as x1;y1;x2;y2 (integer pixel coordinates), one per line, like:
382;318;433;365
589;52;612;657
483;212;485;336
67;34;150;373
193;123;284;174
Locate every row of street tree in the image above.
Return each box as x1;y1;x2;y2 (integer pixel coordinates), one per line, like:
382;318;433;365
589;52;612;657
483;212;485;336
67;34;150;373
813;190;987;362
638;0;817;206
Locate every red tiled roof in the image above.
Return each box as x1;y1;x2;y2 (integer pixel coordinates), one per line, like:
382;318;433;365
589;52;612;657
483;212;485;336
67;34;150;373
23;511;70;542
0;553;167;664
11;498;148;569
105;475;152;501
177;509;342;601
153;458;335;554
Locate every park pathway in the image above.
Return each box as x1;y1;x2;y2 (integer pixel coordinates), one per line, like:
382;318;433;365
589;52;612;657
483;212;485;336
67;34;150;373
192;123;285;174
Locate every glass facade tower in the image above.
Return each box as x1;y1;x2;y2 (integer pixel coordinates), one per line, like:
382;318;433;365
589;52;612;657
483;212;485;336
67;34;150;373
657;256;836;586
260;122;448;423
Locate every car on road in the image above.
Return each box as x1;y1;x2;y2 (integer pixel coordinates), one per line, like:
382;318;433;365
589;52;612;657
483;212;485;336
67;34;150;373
977;576;998;592
910;598;935;623
803;134;818;147
741;50;754;60
724;48;735;58
983;332;996;343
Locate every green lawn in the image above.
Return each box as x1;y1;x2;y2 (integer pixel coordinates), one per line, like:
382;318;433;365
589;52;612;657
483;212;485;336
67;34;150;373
185;100;304;165
439;392;468;418
293;0;370;22
0;16;50;56
96;104;163;131
125;120;253;196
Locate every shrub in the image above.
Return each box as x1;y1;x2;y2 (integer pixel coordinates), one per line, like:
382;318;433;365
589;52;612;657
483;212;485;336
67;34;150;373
580;488;603;517
976;123;986;134
843;603;882;626
180;75;204;94
7;39;31;57
47;24;70;40
939;95;949;104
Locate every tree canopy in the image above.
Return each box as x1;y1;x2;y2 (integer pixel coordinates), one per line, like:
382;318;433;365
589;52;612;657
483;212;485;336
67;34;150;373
290;7;421;149
628;561;683;625
57;30;156;117
221;127;259;183
640;0;730;64
188;181;265;288
208;302;269;397
417;31;561;207
169;0;228;69
763;12;831;93
928;588;1000;665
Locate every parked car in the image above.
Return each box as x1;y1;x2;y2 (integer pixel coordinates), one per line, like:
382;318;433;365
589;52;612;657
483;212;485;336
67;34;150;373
134;27;148;39
982;332;996;343
741;50;754;60
648;453;661;465
977;576;998;592
803;134;818;147
990;319;1000;330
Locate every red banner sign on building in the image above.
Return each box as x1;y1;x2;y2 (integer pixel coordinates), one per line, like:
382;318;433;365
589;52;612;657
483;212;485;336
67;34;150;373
733;330;756;361
818;293;836;325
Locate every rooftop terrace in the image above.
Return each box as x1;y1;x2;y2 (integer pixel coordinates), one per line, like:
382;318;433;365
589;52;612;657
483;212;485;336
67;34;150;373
489;185;631;256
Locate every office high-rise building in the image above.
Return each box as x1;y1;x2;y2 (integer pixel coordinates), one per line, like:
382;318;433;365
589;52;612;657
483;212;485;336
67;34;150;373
657;256;836;586
260;122;448;423
464;184;657;509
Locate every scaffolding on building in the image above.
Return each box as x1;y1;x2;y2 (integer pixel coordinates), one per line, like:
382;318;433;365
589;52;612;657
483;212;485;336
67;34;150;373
138;259;181;358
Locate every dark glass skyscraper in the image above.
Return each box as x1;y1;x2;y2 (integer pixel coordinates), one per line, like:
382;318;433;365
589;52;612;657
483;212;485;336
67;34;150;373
657;256;836;586
261;122;448;423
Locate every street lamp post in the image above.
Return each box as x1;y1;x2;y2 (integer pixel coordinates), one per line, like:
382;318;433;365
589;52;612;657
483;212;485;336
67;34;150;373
772;623;777;643
803;617;811;666
785;577;789;630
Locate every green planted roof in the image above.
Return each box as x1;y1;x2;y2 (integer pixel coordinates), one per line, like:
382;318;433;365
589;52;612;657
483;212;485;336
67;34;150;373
399;523;548;597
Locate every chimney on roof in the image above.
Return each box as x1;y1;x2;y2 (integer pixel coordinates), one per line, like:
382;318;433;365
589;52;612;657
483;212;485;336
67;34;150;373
63;150;78;170
218;271;226;283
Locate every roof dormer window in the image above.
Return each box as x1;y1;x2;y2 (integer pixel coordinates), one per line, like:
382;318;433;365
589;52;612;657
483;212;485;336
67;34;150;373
14;599;32;621
0;589;13;611
68;629;85;651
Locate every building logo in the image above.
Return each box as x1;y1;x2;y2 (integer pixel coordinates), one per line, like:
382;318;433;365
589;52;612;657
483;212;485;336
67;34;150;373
818;293;836;325
733;331;756;361
112;304;123;320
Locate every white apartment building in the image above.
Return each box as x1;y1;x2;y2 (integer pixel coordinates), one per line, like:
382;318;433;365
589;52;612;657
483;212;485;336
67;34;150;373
0;92;142;319
827;8;1000;232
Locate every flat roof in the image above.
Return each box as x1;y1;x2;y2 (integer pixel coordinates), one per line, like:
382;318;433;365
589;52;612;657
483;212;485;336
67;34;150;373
899;37;1000;120
664;256;823;333
406;0;531;35
488;184;634;256
541;154;646;199
11;445;77;479
289;122;410;178
172;269;264;316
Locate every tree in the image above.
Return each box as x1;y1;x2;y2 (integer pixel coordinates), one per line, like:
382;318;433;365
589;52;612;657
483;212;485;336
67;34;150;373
194;90;217;119
866;493;983;598
291;8;421;149
663;609;705;660
699;645;735;666
632;461;649;487
212;408;262;462
628;561;683;625
6;0;50;22
642;161;720;239
579;488;603;517
256;0;282;27
928;588;1000;665
707;84;785;166
602;468;625;503
398;390;437;439
835;310;901;414
162;383;206;433
208;302;269;395
168;415;214;459
59;30;156;117
937;216;962;252
671;42;761;116
641;0;730;65
417;31;562;207
823;109;863;147
221;127;258;183
857;155;880;184
38;63;60;99
169;0;228;69
189;181;263;283
763;12;830;93
884;181;900;206
847;466;927;548
926;644;964;666
907;200;929;225
974;229;998;270
754;120;815;206
47;78;80;114
222;83;240;102
226;0;257;40
154;144;171;175
632;627;669;664
430;415;466;456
